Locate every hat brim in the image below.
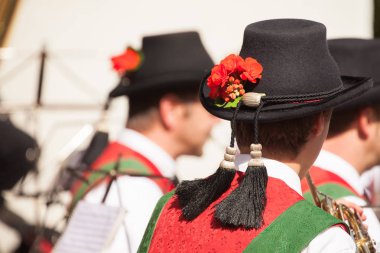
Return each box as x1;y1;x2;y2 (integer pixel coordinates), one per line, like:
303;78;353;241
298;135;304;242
200;75;372;123
334;81;380;111
110;72;207;98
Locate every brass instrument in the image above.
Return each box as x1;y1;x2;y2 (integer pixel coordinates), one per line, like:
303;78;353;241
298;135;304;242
305;173;376;253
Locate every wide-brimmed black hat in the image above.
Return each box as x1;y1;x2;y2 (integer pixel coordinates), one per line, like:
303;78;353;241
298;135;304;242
109;31;214;98
328;39;380;111
200;19;372;122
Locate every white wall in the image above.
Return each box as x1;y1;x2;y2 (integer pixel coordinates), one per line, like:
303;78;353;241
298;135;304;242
0;0;373;251
3;0;374;178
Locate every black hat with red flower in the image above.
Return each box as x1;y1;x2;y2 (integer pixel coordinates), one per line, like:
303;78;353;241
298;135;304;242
175;19;373;231
200;19;372;123
328;38;380;111
108;31;214;98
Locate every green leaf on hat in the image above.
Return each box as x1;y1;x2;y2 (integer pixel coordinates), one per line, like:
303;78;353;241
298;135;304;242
224;96;242;108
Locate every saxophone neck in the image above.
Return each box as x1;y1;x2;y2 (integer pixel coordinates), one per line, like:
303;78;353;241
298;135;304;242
305;172;322;207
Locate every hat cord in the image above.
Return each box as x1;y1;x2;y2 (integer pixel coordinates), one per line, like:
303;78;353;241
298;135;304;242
262;85;343;102
230;101;242;148
253;102;264;144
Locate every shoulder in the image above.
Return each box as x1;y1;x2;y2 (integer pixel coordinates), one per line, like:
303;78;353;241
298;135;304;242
118;176;163;192
85;176;164;207
304;226;356;253
153;191;176;211
137;191;175;253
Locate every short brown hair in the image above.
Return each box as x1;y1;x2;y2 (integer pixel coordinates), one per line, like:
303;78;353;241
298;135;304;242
236;113;320;158
328;104;380;138
127;84;199;130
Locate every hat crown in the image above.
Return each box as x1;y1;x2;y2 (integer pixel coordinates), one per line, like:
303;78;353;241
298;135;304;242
134;31;213;82
327;38;380;111
328;39;380;83
110;31;214;97
239;19;343;96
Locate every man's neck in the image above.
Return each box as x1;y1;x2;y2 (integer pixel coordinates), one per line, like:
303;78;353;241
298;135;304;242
240;147;303;178
322;137;368;175
131;127;181;160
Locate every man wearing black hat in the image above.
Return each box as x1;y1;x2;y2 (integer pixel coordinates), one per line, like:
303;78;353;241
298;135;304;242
302;38;380;246
70;32;218;252
138;19;371;252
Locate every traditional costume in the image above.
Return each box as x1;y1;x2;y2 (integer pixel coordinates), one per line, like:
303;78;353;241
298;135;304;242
302;38;380;247
69;32;214;252
140;158;355;253
139;19;372;252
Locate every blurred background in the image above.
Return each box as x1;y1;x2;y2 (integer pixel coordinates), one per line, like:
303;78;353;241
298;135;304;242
0;0;377;251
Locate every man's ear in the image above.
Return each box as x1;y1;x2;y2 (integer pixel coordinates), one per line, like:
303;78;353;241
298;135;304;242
312;110;332;137
357;107;375;140
158;94;182;130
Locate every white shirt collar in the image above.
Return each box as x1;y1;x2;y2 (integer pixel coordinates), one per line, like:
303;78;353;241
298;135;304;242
117;128;176;178
235;154;302;195
314;150;364;195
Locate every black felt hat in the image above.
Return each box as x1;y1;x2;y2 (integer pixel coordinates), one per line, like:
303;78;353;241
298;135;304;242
200;19;372;123
328;38;380;111
0;118;39;191
109;31;214;98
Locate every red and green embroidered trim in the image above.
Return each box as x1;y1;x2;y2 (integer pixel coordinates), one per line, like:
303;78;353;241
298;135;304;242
71;158;154;208
301;166;363;199
244;200;347;253
70;142;173;211
137;191;174;253
137;193;346;253
303;183;358;202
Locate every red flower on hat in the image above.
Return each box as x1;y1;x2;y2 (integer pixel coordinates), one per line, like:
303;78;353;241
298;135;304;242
207;64;228;89
240;58;263;83
221;54;245;74
111;47;142;73
207;54;263;108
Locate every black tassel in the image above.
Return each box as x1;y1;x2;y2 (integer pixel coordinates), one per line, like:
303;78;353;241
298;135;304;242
215;165;268;229
176;167;236;221
175;102;242;221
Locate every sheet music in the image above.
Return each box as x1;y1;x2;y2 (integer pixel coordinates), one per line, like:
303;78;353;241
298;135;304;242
54;201;125;253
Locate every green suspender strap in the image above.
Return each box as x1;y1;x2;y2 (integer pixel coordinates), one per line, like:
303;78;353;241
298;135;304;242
137;197;347;253
303;183;358;202
243;200;348;253
138;191;175;253
72;157;153;207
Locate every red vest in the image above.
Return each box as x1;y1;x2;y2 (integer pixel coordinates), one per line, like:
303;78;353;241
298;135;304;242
302;166;364;200
70;142;175;209
140;172;347;253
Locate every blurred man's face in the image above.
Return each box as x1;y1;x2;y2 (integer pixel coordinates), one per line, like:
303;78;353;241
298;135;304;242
371;117;380;166
176;100;219;156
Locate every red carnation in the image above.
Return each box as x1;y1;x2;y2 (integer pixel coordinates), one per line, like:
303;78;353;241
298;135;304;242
221;54;244;74
111;47;142;73
209;86;220;99
207;64;228;88
240;57;263;83
206;54;263;107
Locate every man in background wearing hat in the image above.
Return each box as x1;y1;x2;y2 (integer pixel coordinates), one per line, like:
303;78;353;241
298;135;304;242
138;19;371;252
302;38;380;245
70;31;218;253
